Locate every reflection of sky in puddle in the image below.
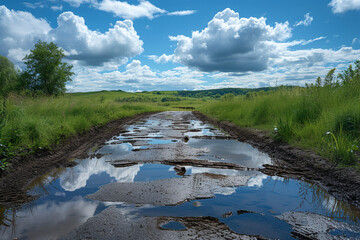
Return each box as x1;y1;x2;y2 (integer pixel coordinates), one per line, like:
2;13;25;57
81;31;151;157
189;139;271;168
148;139;178;144
130;172;360;239
2;162;360;240
160;221;187;230
185;128;215;137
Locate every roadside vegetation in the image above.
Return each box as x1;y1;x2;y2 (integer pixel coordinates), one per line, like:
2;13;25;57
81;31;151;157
199;62;360;167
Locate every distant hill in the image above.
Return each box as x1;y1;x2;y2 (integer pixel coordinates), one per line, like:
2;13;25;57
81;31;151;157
176;86;292;98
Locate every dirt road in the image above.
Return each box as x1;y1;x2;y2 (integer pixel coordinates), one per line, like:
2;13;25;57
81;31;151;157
1;111;360;239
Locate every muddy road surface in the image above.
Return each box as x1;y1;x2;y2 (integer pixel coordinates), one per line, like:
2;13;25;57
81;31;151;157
1;111;360;239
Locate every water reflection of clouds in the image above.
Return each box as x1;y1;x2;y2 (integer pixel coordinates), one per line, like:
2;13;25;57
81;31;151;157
98;143;133;155
2;198;98;240
189;139;271;168
185;166;241;176
60;158;142;192
246;173;268;187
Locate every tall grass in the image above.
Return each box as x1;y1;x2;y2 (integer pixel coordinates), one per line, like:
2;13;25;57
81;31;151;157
0;92;169;170
199;80;360;166
0;90;208;170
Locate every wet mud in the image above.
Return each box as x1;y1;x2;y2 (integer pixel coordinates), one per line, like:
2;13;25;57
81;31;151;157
87;173;251;205
1;111;360;239
60;206;265;240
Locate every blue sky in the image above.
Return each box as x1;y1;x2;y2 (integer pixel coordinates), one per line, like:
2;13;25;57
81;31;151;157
1;0;360;92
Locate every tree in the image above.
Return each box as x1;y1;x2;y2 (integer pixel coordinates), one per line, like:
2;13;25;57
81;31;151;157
0;55;18;97
22;41;74;95
0;55;19;117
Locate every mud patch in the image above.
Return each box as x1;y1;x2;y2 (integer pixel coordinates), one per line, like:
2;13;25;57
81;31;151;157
60;206;265;240
276;211;360;239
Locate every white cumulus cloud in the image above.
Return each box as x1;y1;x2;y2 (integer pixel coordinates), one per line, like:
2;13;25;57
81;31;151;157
0;5;51;62
0;6;143;66
329;0;360;13
156;8;292;73
50;11;143;65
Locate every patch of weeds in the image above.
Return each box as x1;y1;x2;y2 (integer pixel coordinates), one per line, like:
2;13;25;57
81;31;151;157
121;105;146;111
24;121;40;147
334;112;360;138
252;101;269;125
322;131;359;166
0;139;15;171
273;118;294;142
293;97;322;125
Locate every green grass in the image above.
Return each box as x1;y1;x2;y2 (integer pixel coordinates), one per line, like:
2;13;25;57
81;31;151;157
199;81;360;166
0;91;208;170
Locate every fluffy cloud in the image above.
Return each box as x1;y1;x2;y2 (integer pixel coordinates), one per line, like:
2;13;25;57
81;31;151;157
94;0;166;19
294;13;313;26
0;5;51;61
329;0;360;13
157;8;292;73
68;60;205;92
0;6;143;66
50;12;143;65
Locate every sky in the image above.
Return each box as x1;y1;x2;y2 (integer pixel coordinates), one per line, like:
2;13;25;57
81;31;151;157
1;0;360;92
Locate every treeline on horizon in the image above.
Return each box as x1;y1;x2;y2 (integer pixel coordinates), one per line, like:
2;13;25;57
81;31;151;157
175;86;290;98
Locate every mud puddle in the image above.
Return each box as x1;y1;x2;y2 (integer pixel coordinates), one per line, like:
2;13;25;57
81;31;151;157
1;111;360;240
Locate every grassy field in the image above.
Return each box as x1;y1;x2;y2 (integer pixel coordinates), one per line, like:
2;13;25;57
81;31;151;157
0;90;206;170
199;81;360;167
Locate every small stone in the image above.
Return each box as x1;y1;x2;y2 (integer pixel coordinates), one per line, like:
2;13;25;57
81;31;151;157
174;166;186;175
222;211;232;218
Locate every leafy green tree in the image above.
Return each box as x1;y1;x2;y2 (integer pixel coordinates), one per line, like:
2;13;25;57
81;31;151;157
0;55;18;97
22;41;74;95
0;55;18;117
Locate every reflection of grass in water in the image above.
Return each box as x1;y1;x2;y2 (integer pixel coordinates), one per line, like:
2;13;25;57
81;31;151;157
298;181;360;223
26;167;66;195
0;207;11;228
